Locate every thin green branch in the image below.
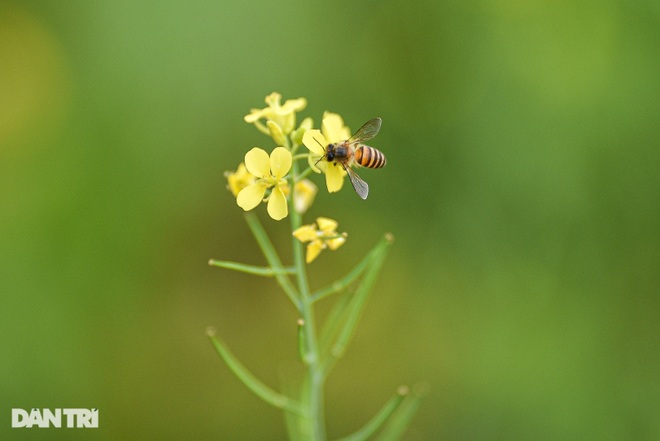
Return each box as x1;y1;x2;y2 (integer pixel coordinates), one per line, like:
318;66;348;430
208;259;296;276
311;234;392;303
334;387;409;441
207;328;306;416
375;384;428;441
253;120;271;136
294;166;315;184
289;141;300;156
245;212;301;310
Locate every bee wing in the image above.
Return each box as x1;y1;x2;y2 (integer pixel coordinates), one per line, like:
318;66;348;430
344;165;369;200
348;117;382;143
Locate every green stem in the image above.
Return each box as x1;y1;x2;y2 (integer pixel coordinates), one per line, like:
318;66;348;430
208;259;296;276
294;166;315;183
290;140;300;155
253;120;271;136
290;160;326;441
245;213;301;310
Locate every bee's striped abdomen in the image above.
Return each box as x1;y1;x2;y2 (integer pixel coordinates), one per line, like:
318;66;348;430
354;145;387;169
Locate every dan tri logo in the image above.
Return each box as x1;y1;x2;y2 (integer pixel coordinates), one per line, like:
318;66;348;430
11;408;98;428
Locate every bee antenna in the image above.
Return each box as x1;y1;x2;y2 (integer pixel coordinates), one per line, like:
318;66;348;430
313;136;326;164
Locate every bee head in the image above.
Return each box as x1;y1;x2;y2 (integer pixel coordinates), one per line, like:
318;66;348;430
314;150;333;166
312;136;333;164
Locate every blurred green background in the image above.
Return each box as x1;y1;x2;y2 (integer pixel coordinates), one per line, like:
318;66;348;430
1;0;658;439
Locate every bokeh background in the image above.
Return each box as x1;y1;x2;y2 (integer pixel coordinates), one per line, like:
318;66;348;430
2;0;658;439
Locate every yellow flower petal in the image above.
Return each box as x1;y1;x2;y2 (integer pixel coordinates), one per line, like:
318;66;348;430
270;147;292;179
326;236;346;250
267;186;288;220
244;108;266;123
245;93;307;135
306;240;325;263
279;181;291;197
282;97;307;113
244;148;270;178
302;130;327;157
293;225;318;242
294;179;317;214
277;113;296;135
322;112;351;143
299;117;313;131
259;93;307;134
266;120;287;146
307;155;324;175
264;92;283;108
316;217;338;232
325;163;345;193
236;182;268;211
225;163;255;197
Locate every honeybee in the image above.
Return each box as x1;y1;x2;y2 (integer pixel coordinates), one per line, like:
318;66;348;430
317;117;386;200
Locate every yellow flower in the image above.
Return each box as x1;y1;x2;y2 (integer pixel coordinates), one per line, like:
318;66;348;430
294;179;317;214
236;147;292;220
225;163;256;197
292;217;347;263
244;92;307;135
321;111;351;142
302;112;351;194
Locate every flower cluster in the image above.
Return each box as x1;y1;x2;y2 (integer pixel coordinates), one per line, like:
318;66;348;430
224;93;358;262
235;147;291;221
244;92;307;136
293;217;347;263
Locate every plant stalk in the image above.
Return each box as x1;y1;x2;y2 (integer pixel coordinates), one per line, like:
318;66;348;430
290;159;326;440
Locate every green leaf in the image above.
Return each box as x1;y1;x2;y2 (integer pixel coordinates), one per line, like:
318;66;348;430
207;328;305;416
320;234;394;374
335;387;409;441
318;234;393;356
375;384;428;441
311;234;391;303
318;289;353;358
245;212;301;310
208;259;295;276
